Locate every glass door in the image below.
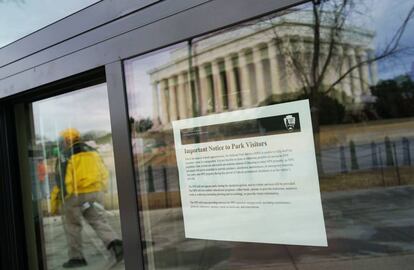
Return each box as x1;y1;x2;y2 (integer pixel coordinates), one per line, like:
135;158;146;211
123;0;414;269
15;83;125;270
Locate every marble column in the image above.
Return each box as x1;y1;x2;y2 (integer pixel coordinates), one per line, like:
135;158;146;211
268;40;281;96
212;60;224;112
198;64;210;115
225;55;238;110
334;46;347;103
356;48;371;96
188;68;200;117
290;38;304;93
206;64;216;112
348;48;362;103
340;46;352;97
252;46;267;103
183;71;193;117
348;47;361;102
159;79;170;124
368;50;378;85
317;42;338;98
280;38;291;94
151;81;160;125
320;43;331;81
168;77;178;121
177;73;187;119
238;50;252;107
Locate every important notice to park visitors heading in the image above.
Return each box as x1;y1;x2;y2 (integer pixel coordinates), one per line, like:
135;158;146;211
172;99;327;247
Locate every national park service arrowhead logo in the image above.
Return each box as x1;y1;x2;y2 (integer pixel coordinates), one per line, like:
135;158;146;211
283;114;296;131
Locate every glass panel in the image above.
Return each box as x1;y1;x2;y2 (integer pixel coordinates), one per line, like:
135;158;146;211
125;0;414;269
16;84;125;269
0;0;101;48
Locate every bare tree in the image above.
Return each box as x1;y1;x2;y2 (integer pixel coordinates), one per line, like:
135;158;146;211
258;0;414;171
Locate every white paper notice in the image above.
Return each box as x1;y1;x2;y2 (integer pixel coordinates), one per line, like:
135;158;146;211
172;100;327;247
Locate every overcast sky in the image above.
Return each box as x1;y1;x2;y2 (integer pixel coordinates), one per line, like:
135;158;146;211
33;83;111;141
364;0;414;79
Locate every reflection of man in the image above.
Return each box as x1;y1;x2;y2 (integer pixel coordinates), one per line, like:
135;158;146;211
36;159;48;198
50;128;123;268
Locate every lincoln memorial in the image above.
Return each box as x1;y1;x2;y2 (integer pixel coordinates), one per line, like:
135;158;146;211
148;10;378;129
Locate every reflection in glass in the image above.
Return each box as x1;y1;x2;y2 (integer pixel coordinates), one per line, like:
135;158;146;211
19;84;125;269
125;0;414;269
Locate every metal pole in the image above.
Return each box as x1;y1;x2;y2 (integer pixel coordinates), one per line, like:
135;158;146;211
378;146;385;187
393;143;401;185
163;166;169;208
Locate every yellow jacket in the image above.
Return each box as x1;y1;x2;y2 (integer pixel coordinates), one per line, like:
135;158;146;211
64;150;109;196
50;144;109;214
